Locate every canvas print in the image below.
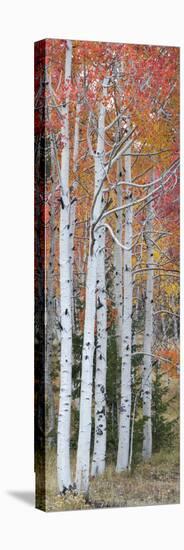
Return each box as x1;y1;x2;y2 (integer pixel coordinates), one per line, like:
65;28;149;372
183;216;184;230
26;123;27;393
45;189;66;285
34;39;180;512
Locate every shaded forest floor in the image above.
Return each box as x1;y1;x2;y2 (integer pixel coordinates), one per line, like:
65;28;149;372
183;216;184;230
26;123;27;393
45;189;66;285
45;444;179;512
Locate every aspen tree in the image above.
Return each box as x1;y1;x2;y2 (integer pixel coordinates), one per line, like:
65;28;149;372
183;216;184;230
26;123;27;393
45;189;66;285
76;78;109;494
57;40;73;493
142;184;154;460
91;225;107;476
116;129;133;471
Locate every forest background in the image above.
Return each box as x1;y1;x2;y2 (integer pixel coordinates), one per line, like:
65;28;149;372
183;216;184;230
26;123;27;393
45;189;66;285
0;1;184;550
34;38;179;511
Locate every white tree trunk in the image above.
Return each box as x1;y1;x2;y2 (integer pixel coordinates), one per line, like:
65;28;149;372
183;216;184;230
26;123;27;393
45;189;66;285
76;79;108;495
91;227;107;476
70;101;80;329
116;137;133;472
135;233;143;330
45;139;56;447
57;40;73;493
114;159;123;430
142;186;154;460
114;160;123;359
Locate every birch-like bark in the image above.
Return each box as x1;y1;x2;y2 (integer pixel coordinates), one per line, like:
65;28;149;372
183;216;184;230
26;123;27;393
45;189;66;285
113;65;123;361
70;101;80;330
116;135;133;472
76;78;108;495
91;227;107;476
45;138;56;447
57;40;73;493
114;159;123;429
114;159;123;359
142;185;154;460
135;233;143;321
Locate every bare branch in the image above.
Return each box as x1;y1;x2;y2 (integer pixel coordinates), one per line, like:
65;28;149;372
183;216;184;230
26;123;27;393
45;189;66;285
96;222;144;251
133;267;179;275
101;161;179;220
105;113;121;131
131;351;174;364
153;310;179;318
103;159;179;193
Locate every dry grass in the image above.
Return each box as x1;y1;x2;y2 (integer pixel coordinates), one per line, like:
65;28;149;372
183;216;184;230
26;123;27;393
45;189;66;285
42;370;180;512
44;444;179;512
89;448;179;509
41;340;179;512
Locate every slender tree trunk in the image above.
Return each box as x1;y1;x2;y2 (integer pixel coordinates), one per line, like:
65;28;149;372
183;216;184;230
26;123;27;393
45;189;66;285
116;136;133;472
161;314;167;341
142;186;154;460
91;227;107;476
70;101;80;330
114;160;123;430
76;78;108;495
135;233;143;330
114;160;123;359
45;138;56;447
171;295;178;341
57;40;73;493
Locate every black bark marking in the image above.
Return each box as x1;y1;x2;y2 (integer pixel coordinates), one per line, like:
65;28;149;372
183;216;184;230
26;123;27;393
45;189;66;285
58;197;65;209
96;427;103;436
97;298;103;310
